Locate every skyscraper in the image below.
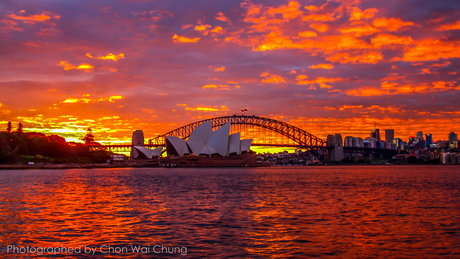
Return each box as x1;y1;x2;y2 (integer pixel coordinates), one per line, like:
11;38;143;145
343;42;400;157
416;131;424;148
425;134;433;148
416;131;423;140
371;128;380;141
385;129;394;142
448;132;458;144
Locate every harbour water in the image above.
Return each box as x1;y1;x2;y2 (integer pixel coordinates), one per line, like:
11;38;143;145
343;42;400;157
0;165;459;258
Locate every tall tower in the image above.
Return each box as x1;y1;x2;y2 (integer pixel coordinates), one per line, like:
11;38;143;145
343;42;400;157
425;134;433;148
131;130;145;158
385;129;394;142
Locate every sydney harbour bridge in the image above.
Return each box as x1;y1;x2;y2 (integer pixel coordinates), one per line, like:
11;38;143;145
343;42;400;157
102;115;397;160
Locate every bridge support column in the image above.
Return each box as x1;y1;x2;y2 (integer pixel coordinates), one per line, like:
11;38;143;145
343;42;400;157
131;130;144;159
327;134;344;162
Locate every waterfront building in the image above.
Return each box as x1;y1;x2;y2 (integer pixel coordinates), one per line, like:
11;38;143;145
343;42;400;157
165;122;252;157
385;129;394;142
133;146;163;159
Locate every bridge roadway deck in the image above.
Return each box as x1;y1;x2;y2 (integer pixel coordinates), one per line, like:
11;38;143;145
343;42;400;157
101;143;326;149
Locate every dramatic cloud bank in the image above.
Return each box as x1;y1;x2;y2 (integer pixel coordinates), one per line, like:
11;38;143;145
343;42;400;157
0;0;459;144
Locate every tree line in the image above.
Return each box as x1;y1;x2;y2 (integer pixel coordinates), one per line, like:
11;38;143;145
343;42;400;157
1;123;114;164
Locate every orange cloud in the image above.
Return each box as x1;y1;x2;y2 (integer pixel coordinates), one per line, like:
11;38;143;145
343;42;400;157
338;105;363;110
61;94;125;104
304;5;318;11
309;23;328;32
326;51;383;64
172;34;200;43
58;61;94;72
211;26;223;33
267;1;302;20
371;34;413;48
296;75;343;88
209;66;225;71
260;72;287;84
349;7;378;21
310;63;334;69
432;81;459;90
202;84;237;90
202;84;217;89
302;14;335;22
402;39;460;62
6;12;52;22
215;12;231;23
345;79;460;96
185;106;227;112
298;31;317;37
195;24;211;31
436;20;460;31
96;53;125;61
340;25;378;37
254;32;298;51
372;17;414;31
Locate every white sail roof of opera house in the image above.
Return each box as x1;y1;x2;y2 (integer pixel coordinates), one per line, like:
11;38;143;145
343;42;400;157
240;139;253;153
205;123;231;156
166;136;189;157
133;146;163;159
228;133;241;155
165;122;252;157
187;121;213;155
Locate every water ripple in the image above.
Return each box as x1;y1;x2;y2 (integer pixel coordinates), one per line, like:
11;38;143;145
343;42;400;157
0;165;459;258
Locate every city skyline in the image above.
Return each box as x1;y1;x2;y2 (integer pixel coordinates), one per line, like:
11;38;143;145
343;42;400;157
1;0;459;144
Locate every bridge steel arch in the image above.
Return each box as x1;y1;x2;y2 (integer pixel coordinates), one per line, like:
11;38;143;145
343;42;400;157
148;115;327;151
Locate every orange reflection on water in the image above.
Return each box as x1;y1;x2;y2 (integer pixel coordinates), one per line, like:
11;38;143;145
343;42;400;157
0;169;168;256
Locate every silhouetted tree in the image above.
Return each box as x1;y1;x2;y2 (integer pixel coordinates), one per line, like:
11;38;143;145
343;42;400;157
83;127;95;145
7;122;12;133
17;122;23;133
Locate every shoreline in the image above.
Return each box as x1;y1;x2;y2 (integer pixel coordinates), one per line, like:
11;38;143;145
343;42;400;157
1;163;458;170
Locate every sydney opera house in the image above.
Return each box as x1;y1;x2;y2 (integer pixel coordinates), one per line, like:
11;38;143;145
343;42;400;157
132;122;265;167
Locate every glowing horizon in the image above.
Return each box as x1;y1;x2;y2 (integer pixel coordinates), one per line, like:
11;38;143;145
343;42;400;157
0;0;459;146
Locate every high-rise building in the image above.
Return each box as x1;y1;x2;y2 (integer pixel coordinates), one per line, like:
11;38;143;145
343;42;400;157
448;132;458;144
425;134;433;148
385;129;394;142
416;131;423;139
416;131;425;148
393;138;402;149
371;128;380;141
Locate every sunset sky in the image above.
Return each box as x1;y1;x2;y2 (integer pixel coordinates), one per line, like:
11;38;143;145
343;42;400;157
1;0;459;145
